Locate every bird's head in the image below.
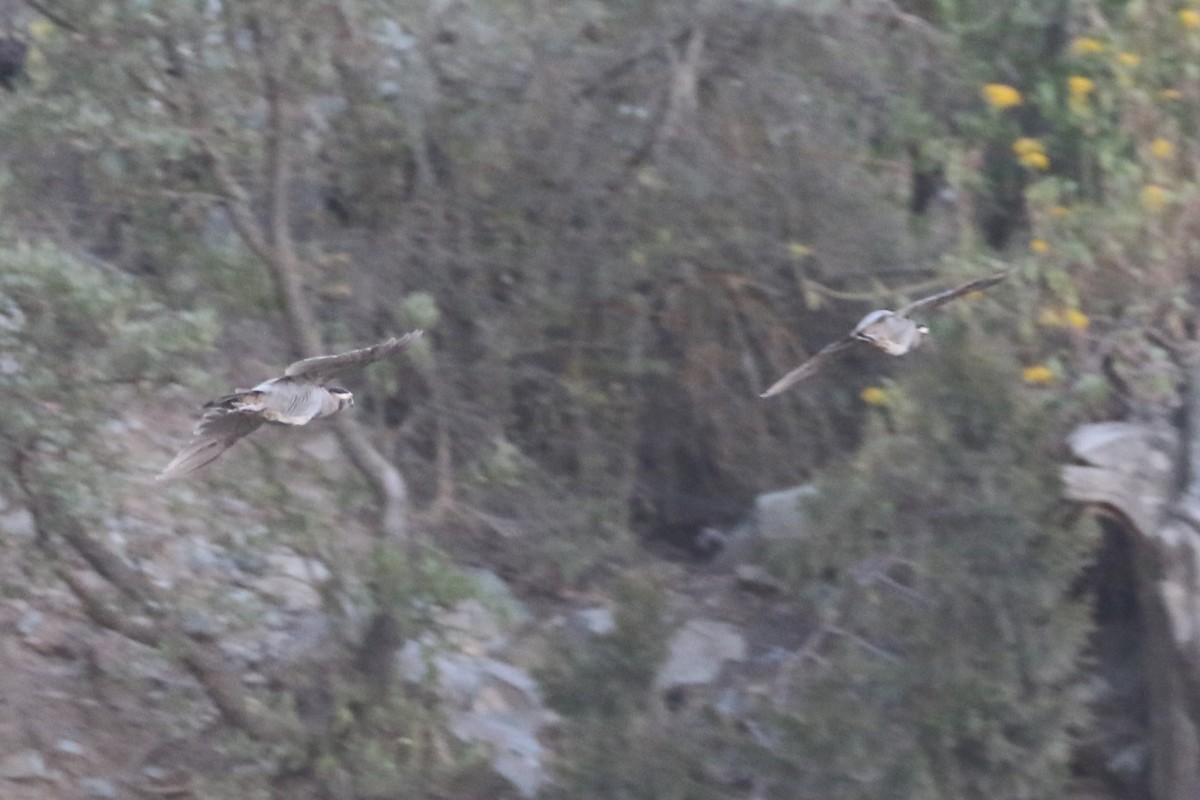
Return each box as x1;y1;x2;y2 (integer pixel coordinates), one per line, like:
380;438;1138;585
908;323;931;351
329;387;355;410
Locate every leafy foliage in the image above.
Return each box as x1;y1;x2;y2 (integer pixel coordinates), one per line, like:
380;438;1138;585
539;572;724;800
765;338;1095;800
0;0;1179;796
0;237;216;492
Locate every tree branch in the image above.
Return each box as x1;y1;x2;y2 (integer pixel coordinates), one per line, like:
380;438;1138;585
1182;343;1200;501
168;14;414;541
12;453;289;741
23;0;83;34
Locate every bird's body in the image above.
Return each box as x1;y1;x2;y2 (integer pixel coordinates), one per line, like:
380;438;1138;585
158;332;422;480
760;273;1006;398
850;309;925;356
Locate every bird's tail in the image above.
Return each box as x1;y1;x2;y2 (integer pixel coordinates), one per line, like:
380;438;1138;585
157;439;230;481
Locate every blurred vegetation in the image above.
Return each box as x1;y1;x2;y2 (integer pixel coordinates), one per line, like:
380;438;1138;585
0;0;1197;797
538;573;721;800
0;237;217;502
765;342;1097;799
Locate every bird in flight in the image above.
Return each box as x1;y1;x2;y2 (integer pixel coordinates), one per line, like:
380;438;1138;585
760;273;1007;398
158;332;423;480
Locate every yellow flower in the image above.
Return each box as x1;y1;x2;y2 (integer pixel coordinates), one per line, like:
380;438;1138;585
1068;75;1095;114
1149;138;1175;159
1022;365;1055;386
860;386;889;406
1038;306;1089;330
1072;37;1105;54
1069;76;1094;95
982;83;1023;110
1018;151;1050;170
1049;205;1071;219
1180;9;1200;29
1141;184;1169;213
1116;52;1140;67
1012;137;1045;157
1160;88;1184;101
1030;238;1049;253
1013;138;1050;170
1038;308;1064;327
1064;308;1090;330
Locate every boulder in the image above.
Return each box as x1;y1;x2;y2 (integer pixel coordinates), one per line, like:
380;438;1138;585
655;618;747;690
397;587;554;798
754;484;818;541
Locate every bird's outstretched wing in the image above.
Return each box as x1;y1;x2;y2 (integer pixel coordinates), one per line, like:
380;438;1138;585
282;330;423;385
157;407;265;480
896;272;1007;318
760;337;860;398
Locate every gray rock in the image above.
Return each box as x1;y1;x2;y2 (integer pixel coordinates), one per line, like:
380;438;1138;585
0;294;26;332
449;711;546;798
432;652;491;703
179;610;221;640
0;507;35;540
573;607;616;636
0;354;22;375
78;777;117;797
269;612;334;662
464;568;528;626
1107;742;1148;780
232;551;269;575
445;656;554;798
226;587;260;607
266;549;332;584
754;484;818;540
655;619;747;690
16;609;42;637
400;641;554;797
712;687;748;721
219;638;265;667
478;657;541;704
396;639;430;683
389;584;553;797
735;564;785;595
435;599;507;654
54;739;84;757
173;536;229;574
253;549;330;611
0;749;47;781
261;609;289;630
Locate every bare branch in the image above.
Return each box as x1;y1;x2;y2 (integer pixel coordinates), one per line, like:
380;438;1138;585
247;14;321;358
189;12;414;540
23;0;82;34
52;564;159;646
12;451;290;741
1181;344;1200;501
335;416;410;540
